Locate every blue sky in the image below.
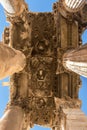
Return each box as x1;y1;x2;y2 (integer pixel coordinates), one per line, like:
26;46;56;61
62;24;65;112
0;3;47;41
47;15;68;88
0;0;87;130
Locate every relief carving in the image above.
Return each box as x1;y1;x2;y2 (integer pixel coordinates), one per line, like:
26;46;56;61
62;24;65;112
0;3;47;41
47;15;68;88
2;0;87;129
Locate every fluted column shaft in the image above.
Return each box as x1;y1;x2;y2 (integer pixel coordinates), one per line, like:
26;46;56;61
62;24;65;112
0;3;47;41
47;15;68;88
0;0;27;16
0;43;26;79
63;0;86;12
0;106;24;130
63;44;87;77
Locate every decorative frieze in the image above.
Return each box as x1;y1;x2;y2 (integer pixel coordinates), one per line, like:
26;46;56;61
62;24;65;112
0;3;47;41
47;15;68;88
1;0;87;129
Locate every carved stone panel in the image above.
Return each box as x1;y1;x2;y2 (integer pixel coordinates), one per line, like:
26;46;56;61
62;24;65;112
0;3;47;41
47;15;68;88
3;5;82;127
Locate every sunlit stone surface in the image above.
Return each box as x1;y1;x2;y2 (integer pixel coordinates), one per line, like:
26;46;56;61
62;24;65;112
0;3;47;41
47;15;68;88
0;0;87;130
0;43;26;79
0;106;24;130
63;109;87;130
0;0;27;16
63;0;86;12
63;44;87;77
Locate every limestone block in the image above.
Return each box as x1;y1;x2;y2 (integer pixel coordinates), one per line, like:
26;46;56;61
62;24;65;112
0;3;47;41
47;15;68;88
63;109;87;130
0;0;27;16
0;106;24;130
0;43;26;79
63;44;87;78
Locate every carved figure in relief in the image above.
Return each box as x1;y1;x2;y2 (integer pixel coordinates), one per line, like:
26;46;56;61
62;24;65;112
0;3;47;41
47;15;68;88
0;0;87;130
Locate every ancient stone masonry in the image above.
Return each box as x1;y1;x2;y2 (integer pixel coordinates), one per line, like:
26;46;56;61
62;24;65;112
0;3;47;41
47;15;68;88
9;12;56;127
0;0;87;130
63;44;87;77
0;43;26;79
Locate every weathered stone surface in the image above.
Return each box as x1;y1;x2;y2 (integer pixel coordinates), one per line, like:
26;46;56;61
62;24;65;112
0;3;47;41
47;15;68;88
0;0;28;16
0;0;87;130
0;43;26;79
63;44;87;77
62;109;87;130
0;106;24;130
63;0;86;12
